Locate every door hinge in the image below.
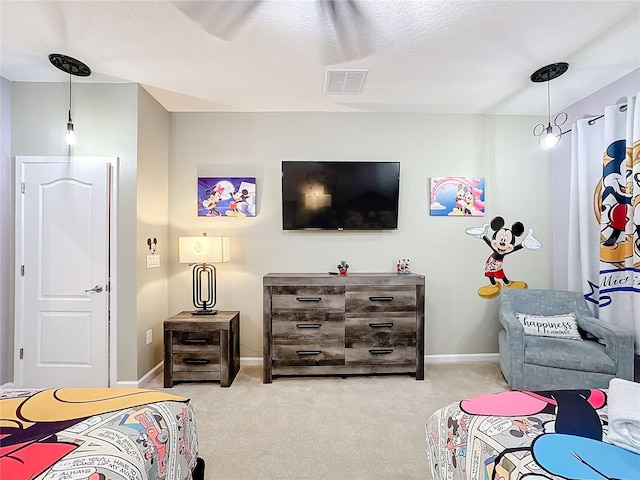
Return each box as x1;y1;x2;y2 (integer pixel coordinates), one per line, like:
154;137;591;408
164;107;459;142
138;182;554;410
21;182;25;194
21;265;25;276
19;348;23;360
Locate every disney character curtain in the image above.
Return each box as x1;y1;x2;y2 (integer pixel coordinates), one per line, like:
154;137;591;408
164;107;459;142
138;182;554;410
567;92;640;353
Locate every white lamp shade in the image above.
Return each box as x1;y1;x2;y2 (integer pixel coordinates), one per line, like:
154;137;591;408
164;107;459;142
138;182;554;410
179;236;230;264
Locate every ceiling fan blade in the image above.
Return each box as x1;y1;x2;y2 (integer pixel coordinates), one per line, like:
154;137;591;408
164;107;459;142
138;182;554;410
171;0;262;41
318;0;375;64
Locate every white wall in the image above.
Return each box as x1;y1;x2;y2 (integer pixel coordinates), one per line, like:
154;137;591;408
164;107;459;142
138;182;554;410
552;68;640;289
10;82;142;382
136;85;169;378
168;112;553;357
0;77;12;385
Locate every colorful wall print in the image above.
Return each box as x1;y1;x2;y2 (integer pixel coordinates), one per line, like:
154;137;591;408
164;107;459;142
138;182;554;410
430;177;485;216
198;177;256;217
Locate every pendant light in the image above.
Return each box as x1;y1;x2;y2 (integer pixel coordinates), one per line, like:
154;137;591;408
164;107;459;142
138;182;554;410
48;54;91;146
531;62;568;150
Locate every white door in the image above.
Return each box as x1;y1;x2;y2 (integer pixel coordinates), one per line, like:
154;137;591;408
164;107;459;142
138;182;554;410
15;158;111;387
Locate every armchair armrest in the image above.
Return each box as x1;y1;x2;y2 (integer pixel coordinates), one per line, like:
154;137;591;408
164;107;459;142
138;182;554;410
498;307;525;389
576;314;634;380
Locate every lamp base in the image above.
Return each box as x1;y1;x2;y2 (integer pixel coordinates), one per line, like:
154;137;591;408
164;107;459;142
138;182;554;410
191;309;218;316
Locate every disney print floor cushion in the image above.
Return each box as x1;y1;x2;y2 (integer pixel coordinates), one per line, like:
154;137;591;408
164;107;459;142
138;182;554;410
0;388;203;480
425;389;640;480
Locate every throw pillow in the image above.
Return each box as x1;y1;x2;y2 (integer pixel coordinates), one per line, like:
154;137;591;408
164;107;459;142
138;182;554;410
516;312;582;340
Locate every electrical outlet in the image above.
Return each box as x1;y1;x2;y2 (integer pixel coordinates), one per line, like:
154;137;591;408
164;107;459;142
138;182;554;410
146;329;153;345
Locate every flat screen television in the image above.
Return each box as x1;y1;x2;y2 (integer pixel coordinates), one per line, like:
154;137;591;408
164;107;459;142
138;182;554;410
281;161;400;230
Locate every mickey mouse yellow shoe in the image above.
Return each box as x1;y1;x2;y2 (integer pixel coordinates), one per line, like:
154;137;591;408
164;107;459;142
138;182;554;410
478;283;501;299
504;281;528;289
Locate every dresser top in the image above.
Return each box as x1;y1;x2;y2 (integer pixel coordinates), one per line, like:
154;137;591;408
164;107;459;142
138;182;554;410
263;272;424;286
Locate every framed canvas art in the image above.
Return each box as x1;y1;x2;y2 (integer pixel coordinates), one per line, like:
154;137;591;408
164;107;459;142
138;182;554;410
430;177;485;216
198;177;256;217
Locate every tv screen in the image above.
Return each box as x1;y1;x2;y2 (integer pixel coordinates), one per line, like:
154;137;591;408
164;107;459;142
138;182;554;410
282;161;400;230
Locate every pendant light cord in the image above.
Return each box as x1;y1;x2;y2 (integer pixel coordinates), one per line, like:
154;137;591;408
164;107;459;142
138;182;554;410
546;79;551;125
68;73;72;121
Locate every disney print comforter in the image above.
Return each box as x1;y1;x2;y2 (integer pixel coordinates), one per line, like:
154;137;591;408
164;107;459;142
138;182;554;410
0;388;201;480
425;389;640;480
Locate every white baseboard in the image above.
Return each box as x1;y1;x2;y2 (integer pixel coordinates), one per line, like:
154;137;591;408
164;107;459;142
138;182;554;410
0;382;15;389
114;361;164;388
129;355;499;387
425;353;499;364
241;357;263;366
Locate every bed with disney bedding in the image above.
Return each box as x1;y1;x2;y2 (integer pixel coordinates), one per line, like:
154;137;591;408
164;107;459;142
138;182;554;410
0;388;204;480
425;388;640;480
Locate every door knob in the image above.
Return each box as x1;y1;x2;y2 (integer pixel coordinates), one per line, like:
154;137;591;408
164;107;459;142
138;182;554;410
85;285;103;293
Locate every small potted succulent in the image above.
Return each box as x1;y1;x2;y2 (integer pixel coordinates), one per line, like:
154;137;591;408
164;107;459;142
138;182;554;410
337;260;349;275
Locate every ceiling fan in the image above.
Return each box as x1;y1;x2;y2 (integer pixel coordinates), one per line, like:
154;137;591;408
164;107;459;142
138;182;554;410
170;0;375;64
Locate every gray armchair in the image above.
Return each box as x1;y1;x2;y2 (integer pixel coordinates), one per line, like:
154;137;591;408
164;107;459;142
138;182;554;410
498;289;634;390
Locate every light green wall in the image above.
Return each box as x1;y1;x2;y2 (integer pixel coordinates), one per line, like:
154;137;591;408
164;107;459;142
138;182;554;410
0;77;12;385
167;112;553;357
136;85;169;379
7;82;553;382
10;81;141;382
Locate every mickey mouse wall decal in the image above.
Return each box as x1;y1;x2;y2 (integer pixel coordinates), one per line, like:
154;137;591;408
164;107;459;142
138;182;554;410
465;216;543;299
147;238;158;254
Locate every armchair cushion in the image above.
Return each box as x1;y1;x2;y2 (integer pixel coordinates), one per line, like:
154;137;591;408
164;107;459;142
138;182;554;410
516;312;582;340
524;335;617;374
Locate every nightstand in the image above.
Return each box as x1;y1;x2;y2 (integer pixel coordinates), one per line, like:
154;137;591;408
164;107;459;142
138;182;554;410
164;310;240;387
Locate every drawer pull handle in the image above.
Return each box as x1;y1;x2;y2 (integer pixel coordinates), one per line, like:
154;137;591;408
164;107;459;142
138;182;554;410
296;323;321;329
369;322;394;328
183;358;210;365
369;296;394;302
296;350;322;356
296;297;322;302
369;349;394;355
182;338;208;344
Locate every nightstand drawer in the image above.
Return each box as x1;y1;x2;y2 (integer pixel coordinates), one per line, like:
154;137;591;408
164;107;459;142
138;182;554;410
172;351;220;372
172;330;219;348
346;286;416;312
272;342;344;366
345;312;416;338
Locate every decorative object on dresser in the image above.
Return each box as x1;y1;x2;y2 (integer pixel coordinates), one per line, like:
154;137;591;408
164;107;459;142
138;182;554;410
337;260;349;275
263;273;425;383
164;311;240;387
179;234;230;315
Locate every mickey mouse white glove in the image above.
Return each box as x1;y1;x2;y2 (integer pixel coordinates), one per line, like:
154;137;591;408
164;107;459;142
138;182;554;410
465;223;490;239
523;228;543;250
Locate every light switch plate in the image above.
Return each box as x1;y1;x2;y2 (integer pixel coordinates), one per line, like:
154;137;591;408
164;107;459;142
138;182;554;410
146;255;160;268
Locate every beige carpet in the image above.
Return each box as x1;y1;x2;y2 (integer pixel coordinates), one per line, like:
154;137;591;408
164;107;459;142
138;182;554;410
147;362;508;480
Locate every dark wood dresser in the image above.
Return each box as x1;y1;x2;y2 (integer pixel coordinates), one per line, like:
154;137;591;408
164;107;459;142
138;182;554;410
164;310;240;387
263;273;425;383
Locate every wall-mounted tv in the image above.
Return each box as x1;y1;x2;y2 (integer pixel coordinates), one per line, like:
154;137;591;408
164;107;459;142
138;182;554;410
281;161;400;230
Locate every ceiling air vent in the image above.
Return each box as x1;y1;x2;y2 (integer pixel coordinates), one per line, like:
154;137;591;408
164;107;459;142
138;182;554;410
324;69;368;94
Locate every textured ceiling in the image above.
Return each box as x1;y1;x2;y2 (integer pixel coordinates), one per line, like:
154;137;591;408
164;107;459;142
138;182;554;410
1;0;639;115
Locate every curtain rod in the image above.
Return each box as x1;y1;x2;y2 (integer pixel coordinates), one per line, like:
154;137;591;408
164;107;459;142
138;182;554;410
561;103;628;137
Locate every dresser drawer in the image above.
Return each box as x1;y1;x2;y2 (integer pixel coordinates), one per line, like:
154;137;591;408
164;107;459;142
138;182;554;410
272;293;345;312
172;351;220;372
345;339;415;365
172;330;219;349
345;312;416;338
346;286;416;313
273;312;345;341
272;342;345;366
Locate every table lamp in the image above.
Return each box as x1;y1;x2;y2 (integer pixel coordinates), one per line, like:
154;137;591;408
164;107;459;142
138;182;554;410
179;234;230;315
